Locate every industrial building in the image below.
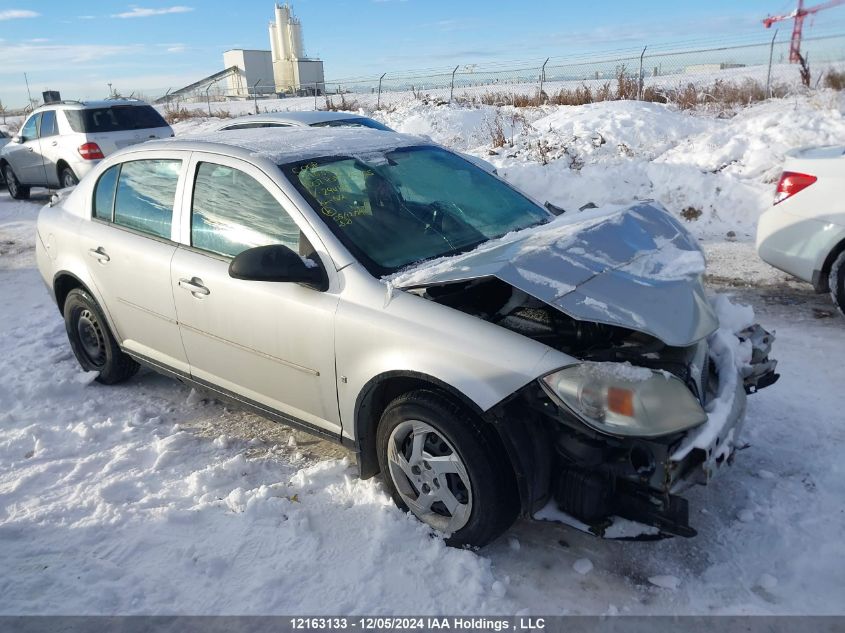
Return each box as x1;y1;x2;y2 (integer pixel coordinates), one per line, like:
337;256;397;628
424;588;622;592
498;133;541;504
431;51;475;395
164;3;324;103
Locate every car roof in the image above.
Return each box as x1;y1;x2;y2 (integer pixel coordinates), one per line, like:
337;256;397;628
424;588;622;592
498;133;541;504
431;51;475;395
145;126;433;165
31;99;152;113
228;110;371;126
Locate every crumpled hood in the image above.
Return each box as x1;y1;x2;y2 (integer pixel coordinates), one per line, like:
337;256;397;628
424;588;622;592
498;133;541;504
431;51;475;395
389;202;718;347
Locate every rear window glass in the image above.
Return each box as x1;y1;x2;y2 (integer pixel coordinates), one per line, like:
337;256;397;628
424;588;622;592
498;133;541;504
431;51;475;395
222;122;292;131
310;118;391;131
65;105;168;133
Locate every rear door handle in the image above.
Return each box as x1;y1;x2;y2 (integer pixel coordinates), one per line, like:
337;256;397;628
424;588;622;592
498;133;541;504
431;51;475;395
87;246;110;263
178;277;210;297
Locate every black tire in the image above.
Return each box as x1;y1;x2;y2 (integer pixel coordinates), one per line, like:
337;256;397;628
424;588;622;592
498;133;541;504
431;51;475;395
3;164;30;200
63;288;139;385
59;166;79;189
830;250;845;317
376;389;519;548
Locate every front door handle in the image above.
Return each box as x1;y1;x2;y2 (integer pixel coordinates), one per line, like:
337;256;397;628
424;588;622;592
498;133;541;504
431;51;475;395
87;246;110;263
178;277;210;297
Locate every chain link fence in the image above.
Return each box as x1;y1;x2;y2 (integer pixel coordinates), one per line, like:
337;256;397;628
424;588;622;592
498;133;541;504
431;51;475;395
155;31;845;111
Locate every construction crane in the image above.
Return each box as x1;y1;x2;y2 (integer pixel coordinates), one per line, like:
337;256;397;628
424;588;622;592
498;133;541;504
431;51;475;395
763;0;845;62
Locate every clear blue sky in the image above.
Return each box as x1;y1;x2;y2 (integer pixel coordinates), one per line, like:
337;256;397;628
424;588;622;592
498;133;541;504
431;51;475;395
2;0;845;107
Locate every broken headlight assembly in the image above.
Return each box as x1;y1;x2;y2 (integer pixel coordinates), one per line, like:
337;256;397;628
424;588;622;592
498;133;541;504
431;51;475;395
540;362;707;438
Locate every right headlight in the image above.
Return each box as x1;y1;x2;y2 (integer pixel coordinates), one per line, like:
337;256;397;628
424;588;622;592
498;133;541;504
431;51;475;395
540;362;707;438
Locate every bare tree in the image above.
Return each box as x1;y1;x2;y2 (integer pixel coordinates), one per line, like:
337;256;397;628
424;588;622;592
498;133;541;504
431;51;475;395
797;52;811;88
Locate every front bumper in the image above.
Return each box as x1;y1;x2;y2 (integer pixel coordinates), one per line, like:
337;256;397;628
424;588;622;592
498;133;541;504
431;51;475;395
521;324;779;539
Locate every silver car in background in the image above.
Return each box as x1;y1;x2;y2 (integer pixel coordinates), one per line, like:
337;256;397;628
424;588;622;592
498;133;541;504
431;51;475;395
1;99;172;199
36;127;778;546
216;110;393;132
216;110;496;174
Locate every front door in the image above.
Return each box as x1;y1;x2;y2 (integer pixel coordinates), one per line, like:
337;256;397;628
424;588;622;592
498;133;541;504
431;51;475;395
80;155;190;373
8;113;47;185
170;155;341;435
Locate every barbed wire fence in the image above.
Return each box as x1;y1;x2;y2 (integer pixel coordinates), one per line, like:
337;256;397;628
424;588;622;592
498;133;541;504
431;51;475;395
316;32;845;110
147;31;845;114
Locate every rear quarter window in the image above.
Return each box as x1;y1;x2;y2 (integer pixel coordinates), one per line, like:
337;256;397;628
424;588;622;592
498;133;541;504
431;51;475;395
65;105;169;133
93;165;120;221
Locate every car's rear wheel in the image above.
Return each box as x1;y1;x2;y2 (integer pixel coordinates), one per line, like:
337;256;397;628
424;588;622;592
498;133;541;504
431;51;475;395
376;389;518;548
830;250;845;317
3;164;30;200
60;166;79;188
63;288;139;384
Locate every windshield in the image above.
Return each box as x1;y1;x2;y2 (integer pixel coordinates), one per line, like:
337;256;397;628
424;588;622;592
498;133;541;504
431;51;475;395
65;105;169;133
310;118;392;132
281;146;549;276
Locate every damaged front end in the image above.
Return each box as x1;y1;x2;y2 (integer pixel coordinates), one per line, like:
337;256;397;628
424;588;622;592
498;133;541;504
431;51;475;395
395;202;779;539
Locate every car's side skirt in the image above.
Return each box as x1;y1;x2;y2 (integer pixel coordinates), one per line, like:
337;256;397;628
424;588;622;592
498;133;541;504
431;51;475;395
125;349;356;450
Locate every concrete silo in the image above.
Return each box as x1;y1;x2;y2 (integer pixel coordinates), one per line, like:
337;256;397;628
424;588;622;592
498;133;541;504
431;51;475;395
268;3;324;95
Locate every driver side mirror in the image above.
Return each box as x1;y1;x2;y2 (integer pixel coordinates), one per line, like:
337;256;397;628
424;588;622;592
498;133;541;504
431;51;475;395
11;135;22;144
228;244;327;291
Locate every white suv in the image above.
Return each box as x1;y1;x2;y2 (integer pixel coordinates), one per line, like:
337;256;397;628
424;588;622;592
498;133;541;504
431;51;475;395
1;99;172;199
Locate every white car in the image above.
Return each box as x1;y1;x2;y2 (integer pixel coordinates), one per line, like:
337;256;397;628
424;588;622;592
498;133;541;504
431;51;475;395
0;99;173;199
756;145;845;314
36;127;778;546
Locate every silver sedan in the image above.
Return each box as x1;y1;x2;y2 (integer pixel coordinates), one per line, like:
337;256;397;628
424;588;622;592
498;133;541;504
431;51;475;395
36;127;778;546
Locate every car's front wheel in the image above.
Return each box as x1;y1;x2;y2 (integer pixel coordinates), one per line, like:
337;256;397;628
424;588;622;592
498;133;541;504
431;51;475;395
376;389;518;548
60;166;79;188
3;164;30;200
830;250;845;317
63;288;139;384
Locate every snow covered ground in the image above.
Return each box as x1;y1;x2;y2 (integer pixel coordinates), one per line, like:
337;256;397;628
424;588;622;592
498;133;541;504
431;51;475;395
2;93;845;615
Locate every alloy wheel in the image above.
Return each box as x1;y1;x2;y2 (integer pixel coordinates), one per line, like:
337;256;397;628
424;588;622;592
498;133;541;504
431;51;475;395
5;167;18;197
386;419;473;533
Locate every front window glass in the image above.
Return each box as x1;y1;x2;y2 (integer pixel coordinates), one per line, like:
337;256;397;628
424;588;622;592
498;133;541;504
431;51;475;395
113;160;181;239
20;114;40;141
191;162;300;257
310;118;391;131
65;105;168;133
281;146;548;275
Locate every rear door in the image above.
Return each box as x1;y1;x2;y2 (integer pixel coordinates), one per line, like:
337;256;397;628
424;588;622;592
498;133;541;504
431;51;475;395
170;152;341;434
80;151;190;372
37;110;61;187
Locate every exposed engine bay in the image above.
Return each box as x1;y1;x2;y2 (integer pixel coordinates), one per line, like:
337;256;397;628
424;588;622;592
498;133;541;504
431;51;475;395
412;277;713;401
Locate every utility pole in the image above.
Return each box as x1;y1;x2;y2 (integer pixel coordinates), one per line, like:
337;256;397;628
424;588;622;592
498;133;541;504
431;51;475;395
24;72;33;108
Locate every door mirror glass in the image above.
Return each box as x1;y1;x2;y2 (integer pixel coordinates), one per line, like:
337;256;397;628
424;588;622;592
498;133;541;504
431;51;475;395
229;244;326;290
